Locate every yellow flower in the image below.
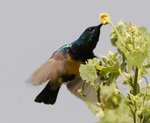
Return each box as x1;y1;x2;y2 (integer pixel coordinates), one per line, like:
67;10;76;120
99;13;111;25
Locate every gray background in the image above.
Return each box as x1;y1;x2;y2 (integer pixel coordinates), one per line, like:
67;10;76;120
0;0;150;123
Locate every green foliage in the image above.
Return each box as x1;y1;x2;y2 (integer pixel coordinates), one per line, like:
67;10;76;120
79;20;150;123
79;58;99;83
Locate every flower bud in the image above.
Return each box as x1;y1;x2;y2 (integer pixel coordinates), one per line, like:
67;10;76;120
99;13;111;25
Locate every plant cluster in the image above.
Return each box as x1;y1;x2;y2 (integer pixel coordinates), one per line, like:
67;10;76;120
79;13;150;123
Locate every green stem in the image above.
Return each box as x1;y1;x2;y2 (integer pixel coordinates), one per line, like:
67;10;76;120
142;76;149;85
133;101;137;123
132;35;136;50
133;67;139;95
108;21;131;52
118;68;126;81
108;21;125;46
118;90;134;115
133;111;137;123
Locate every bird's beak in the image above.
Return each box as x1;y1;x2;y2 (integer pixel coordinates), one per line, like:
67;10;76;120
92;23;102;33
96;23;102;30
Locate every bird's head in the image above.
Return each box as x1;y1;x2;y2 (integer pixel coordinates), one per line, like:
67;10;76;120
73;24;102;52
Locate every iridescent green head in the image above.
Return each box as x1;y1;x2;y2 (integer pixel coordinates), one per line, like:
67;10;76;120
70;24;102;61
81;24;101;49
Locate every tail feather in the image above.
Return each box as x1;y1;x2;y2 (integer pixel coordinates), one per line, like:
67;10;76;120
35;83;60;105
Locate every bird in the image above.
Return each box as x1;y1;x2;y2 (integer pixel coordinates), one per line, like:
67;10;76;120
29;24;102;105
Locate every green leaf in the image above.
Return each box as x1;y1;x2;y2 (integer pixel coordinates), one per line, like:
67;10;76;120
79;58;99;83
98;107;133;123
143;43;150;68
140;86;150;101
142;104;150;123
100;84;122;109
86;102;101;116
79;64;97;83
132;50;148;68
96;65;117;75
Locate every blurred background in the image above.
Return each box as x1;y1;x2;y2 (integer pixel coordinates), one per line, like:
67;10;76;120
0;0;150;123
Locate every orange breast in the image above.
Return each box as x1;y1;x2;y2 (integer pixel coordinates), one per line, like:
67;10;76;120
66;55;84;75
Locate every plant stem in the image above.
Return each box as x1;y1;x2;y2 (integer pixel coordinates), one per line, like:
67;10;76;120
133;66;139;95
108;21;125;46
133;101;137;123
118;68;126;81
132;35;136;50
118;90;134;114
133;113;136;123
142;76;149;85
108;21;131;52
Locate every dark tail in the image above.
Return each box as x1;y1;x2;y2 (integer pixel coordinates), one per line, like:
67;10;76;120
34;83;60;105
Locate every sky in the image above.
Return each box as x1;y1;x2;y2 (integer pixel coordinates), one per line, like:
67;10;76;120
0;0;150;123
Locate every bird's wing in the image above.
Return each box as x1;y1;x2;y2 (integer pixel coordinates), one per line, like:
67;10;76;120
67;76;101;103
29;51;68;86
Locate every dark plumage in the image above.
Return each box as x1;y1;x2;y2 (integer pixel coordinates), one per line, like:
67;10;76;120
29;24;102;104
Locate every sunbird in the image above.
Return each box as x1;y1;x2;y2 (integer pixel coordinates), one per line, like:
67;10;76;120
29;24;102;105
